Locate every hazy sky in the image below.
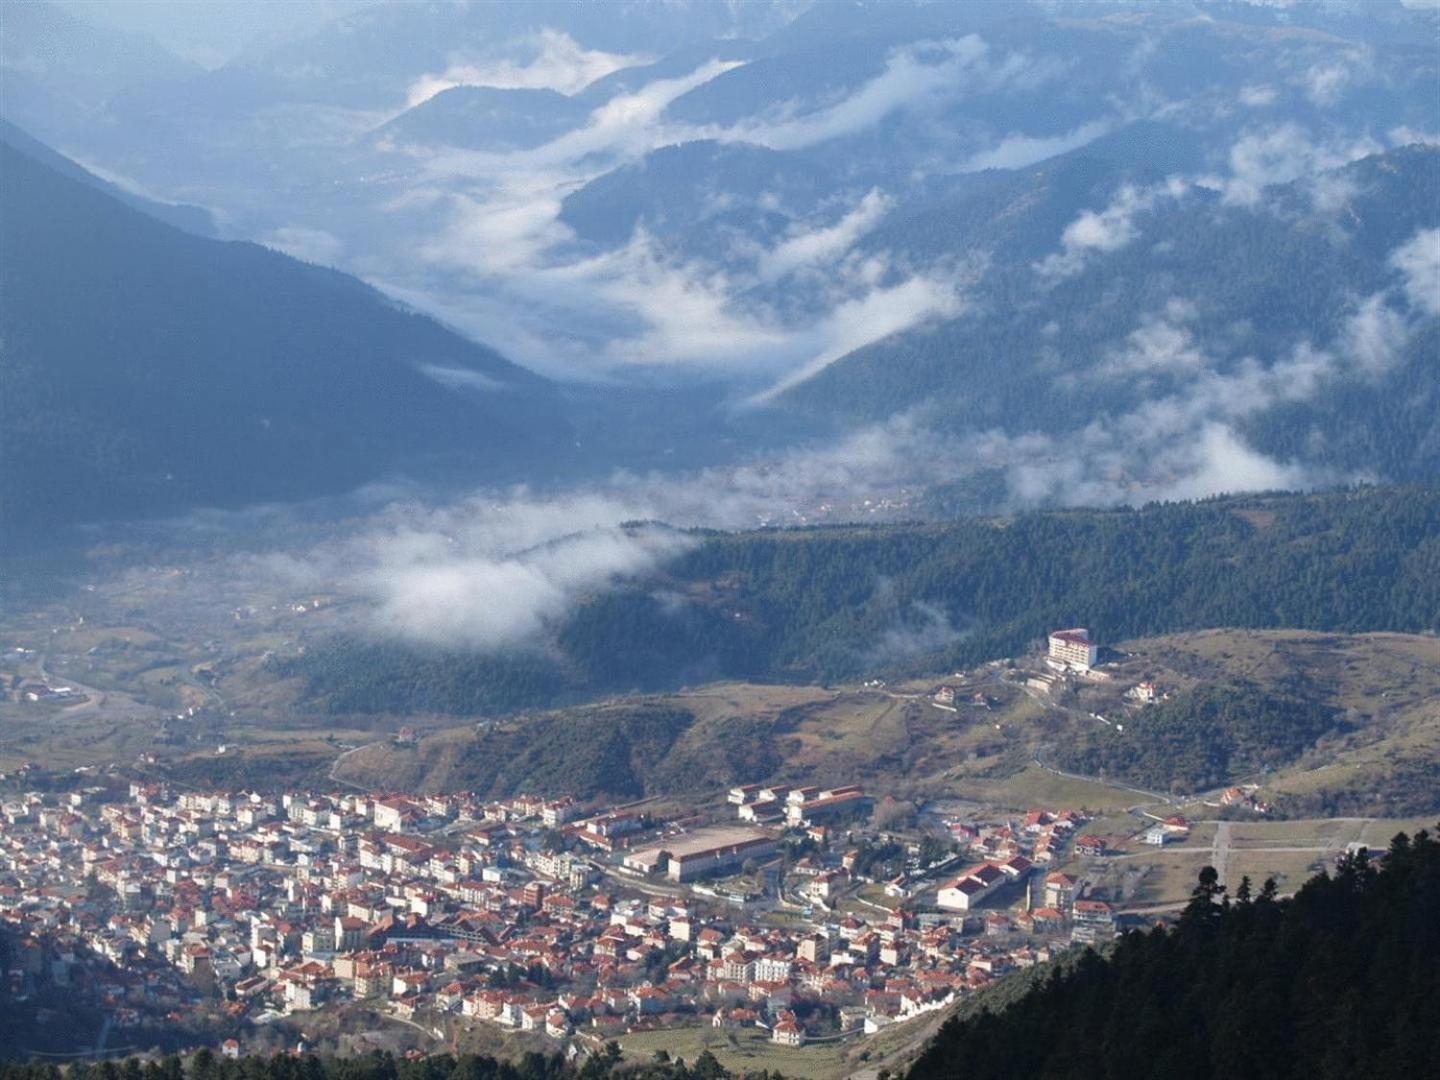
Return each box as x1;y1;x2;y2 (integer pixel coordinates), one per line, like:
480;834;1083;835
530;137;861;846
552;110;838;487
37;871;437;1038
54;0;372;67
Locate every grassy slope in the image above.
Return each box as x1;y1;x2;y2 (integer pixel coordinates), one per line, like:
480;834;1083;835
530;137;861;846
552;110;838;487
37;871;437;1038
334;630;1440;816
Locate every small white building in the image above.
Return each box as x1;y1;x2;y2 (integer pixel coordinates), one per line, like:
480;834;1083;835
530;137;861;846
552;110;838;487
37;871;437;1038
771;1018;805;1046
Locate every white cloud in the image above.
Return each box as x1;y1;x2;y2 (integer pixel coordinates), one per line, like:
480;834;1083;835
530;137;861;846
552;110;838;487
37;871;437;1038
757;189;892;282
407;29;652;106
559;231;794;369
1036;179;1188;279
960;119;1111;172
338;37;1101;389
718;36;1068;153
1153;423;1318;502
1238;84;1277;107
748;271;968;403
417;364;506;392
418;183;571;276
1389;228;1440;316
730;36;987;150
397;57;749;293
412;58;744;181
869;600;967;663
984;267;1432;509
1306;170;1359;215
261;225;345;265
364;521;692;648
1302;62;1350;107
1220;124;1382;207
1339;294;1410;376
1388;126;1440;149
399;71;968;385
1101;299;1207;376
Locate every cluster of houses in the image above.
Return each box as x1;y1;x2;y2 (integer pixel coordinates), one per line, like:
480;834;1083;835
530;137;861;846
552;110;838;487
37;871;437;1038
0;783;1121;1055
933;809;1118;946
0;673;79;703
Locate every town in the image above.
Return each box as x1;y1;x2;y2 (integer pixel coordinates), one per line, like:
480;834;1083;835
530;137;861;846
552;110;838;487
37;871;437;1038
0;769;1134;1062
4;620;1411;1069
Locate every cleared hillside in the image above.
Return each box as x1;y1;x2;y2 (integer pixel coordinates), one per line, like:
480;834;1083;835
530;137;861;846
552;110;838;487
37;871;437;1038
330;630;1440;817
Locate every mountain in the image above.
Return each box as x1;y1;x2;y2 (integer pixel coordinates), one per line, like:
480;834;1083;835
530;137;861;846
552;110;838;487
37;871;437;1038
9;0;1437;505
908;833;1440;1080
307;628;1437;814
778;145;1440;485
0;140;567;541
0;117;215;236
105;0;792;119
375;86;591;152
0;0;198;143
558;140;835;249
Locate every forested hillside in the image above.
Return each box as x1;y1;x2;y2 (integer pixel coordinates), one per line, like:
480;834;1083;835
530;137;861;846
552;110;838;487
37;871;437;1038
336;702;701;801
0;140;567;541
285;486;1440;717
0;118;215;235
908;830;1440;1080
783;146;1440;486
1053;682;1336;794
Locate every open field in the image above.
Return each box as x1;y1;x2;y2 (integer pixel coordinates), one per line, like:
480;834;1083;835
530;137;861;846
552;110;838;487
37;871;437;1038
1095;814;1438;910
332;629;1439;815
4;594;1437;823
967;767;1144;813
617;1025;853;1080
1124;630;1440;816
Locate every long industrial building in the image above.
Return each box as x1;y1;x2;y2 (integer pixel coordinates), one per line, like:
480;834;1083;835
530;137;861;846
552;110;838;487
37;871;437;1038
624;826;778;883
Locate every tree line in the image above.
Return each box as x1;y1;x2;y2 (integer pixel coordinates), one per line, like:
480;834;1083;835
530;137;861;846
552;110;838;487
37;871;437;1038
284;486;1438;719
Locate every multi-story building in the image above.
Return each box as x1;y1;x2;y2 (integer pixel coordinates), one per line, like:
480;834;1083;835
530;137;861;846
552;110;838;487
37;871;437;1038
1048;628;1099;671
1043;872;1078;913
1071;900;1115;944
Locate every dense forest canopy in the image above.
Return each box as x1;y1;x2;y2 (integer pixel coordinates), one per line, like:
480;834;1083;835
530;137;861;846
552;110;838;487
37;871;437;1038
284;487;1440;717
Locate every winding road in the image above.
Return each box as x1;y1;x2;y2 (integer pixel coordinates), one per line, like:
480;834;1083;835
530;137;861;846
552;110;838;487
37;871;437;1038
329;740;382;789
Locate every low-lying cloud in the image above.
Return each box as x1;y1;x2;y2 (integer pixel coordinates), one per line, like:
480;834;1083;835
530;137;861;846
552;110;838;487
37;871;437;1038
407;29;651;106
1036;178;1189;280
1206;123;1382;208
960;119;1112;172
363;520;692;649
756;189;892;283
1390;228;1440;316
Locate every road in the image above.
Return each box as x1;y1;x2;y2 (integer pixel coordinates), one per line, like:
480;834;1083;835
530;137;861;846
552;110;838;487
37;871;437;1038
1030;751;1174;808
1212;821;1233;886
35;650;161;725
94;1012;113;1056
329;740;382;789
378;1012;446;1044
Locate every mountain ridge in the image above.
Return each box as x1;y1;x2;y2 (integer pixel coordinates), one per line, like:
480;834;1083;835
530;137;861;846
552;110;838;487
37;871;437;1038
0;137;568;542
